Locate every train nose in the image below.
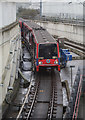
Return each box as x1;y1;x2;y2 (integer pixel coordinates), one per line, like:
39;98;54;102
46;59;50;63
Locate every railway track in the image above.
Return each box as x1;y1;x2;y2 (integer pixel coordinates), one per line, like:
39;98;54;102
53;35;85;59
16;73;40;119
16;69;63;119
64;40;85;59
3;38;63;119
47;70;63;119
4;33;63;119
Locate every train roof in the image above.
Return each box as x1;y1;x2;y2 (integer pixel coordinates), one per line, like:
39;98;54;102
22;19;56;44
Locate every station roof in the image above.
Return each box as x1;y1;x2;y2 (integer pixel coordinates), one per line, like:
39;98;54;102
24;20;56;44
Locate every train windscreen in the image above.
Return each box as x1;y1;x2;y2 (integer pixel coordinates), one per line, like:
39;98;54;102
39;44;57;59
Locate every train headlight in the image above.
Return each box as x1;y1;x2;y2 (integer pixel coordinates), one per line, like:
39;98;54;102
54;60;58;64
39;62;42;65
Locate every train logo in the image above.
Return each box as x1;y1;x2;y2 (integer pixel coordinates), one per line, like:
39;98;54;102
46;59;50;63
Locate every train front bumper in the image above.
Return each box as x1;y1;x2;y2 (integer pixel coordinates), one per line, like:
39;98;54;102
38;59;58;67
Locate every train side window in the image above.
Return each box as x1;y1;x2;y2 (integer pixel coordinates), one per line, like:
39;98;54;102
26;32;29;42
34;43;36;58
31;35;34;49
32;36;36;59
29;33;33;46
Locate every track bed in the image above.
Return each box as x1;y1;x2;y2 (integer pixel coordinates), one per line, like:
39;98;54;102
17;69;63;119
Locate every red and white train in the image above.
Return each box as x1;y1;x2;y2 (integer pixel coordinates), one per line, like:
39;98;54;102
19;19;61;72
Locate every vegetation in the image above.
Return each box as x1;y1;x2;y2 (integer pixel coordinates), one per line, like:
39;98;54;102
17;7;40;20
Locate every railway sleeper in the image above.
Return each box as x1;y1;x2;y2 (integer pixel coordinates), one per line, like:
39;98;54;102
23;116;27;119
30;98;34;101
53;110;57;114
30;113;34;117
30;92;35;96
27;105;31;109
54;101;58;104
54;96;57;98
25;109;30;113
30;87;35;91
29;94;34;98
48;109;51;113
30;93;34;96
29;99;34;103
35;96;38;100
48;104;52;108
29;97;34;101
47;114;50;118
54;91;58;94
52;114;56;118
54;98;57;101
34;100;37;104
53;107;57;110
32;109;35;113
53;104;58;108
28;102;33;106
25;112;28;117
37;100;49;103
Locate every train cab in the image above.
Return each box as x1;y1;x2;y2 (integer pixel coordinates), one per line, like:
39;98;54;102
37;42;60;72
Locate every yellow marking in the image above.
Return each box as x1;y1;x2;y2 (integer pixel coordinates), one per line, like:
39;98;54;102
22;41;25;44
40;90;44;92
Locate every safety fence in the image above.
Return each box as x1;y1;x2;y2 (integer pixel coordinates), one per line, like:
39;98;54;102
65;67;84;119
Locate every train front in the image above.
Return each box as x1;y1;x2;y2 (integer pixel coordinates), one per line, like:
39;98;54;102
37;43;60;72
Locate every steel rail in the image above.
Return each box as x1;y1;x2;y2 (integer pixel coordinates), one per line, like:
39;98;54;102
47;70;61;120
75;85;82;120
49;84;54;120
16;82;32;120
64;41;85;57
49;71;55;120
64;41;85;52
26;80;39;119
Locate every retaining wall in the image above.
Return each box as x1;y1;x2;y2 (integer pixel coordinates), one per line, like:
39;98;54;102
35;21;84;45
0;22;21;118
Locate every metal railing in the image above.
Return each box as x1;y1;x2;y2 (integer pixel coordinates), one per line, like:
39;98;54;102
72;74;82;120
64;67;83;119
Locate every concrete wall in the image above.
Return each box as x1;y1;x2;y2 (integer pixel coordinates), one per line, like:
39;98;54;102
0;2;16;28
0;2;21;118
0;24;19;75
0;23;21;118
0;3;2;29
36;21;84;45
